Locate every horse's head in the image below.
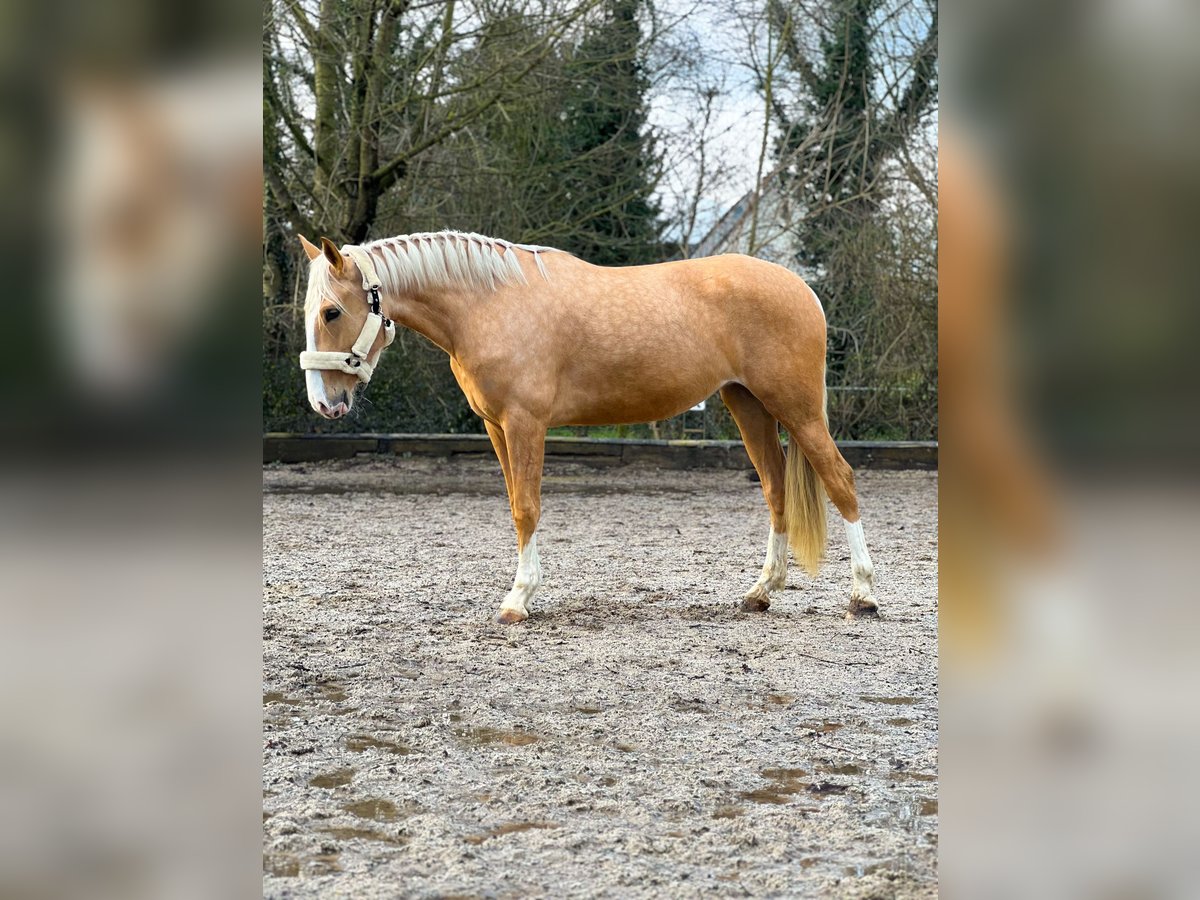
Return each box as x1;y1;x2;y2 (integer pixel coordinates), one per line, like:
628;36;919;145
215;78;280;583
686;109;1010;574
298;235;395;419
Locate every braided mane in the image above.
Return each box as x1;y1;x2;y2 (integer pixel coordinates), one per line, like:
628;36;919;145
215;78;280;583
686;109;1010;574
305;230;560;320
368;230;557;294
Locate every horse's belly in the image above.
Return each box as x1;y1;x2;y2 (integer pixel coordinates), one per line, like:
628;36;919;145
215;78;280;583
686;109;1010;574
551;363;727;426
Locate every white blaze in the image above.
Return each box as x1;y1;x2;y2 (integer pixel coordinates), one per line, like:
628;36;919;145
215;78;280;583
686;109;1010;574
305;312;330;412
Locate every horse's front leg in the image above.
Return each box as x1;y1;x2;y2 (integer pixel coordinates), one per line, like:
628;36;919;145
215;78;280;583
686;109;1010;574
494;413;546;625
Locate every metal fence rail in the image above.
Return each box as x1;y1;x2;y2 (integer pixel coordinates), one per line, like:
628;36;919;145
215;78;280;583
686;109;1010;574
263;433;937;470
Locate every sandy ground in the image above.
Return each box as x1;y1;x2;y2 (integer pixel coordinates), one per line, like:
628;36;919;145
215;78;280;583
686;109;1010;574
263;456;938;898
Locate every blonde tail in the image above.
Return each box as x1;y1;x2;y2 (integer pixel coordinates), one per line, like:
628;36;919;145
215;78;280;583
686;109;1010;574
784;387;828;577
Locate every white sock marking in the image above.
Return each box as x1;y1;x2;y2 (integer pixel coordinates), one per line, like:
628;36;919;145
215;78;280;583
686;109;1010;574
748;527;788;596
499;533;541;615
845;519;875;599
763;527;788;588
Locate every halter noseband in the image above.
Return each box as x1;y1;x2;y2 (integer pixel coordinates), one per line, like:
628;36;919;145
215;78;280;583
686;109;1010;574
298;245;396;384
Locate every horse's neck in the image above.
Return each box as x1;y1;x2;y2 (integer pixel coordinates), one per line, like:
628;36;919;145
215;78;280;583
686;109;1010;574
381;283;467;356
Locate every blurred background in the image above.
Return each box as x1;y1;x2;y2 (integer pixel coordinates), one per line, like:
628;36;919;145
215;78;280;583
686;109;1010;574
0;1;261;899
942;0;1200;897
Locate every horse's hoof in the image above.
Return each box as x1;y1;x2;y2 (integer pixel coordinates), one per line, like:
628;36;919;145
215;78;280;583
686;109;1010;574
845;596;879;620
740;588;771;613
495;608;528;625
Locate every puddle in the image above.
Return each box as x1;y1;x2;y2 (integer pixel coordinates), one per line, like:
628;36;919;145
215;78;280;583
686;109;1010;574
320;826;405;845
263;692;302;707
740;768;810;804
818;763;863;776
808;782;850;796
860;695;919;705
309;768;356;789
761;767;808;780
263;853;300;877
319;684;348;703
739;787;802;804
345;734;410;755
799;720;844;734
454;726;540;747
919;798;938;816
342;798;401;822
463;821;557;844
890;771;937;783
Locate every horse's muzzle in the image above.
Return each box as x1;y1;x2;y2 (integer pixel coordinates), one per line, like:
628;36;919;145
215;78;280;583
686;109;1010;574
315;398;349;419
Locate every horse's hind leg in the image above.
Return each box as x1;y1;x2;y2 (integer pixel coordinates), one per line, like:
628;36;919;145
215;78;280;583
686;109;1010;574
721;384;788;612
787;417;879;619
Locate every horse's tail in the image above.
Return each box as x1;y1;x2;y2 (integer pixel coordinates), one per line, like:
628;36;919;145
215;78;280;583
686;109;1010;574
784;383;828;577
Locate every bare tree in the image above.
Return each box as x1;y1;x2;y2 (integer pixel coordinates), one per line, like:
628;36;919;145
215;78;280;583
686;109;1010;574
265;0;610;245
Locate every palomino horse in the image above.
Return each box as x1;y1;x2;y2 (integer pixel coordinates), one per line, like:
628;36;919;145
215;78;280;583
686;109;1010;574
298;231;878;624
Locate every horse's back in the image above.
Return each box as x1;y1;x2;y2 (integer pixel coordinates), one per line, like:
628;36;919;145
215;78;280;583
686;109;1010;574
554;252;823;328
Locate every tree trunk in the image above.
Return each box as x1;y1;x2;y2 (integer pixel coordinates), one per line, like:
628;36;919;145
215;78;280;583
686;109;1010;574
313;0;343;222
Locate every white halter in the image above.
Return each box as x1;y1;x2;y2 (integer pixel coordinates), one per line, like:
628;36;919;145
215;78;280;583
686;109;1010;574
298;245;396;384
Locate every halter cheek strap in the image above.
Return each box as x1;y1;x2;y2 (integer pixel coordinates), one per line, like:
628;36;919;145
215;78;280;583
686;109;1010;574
298;245;396;384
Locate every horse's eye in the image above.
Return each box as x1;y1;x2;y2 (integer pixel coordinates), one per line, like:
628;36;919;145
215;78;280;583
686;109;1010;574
323;308;341;323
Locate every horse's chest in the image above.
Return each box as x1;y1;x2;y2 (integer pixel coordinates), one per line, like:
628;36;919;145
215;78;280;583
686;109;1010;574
449;356;512;424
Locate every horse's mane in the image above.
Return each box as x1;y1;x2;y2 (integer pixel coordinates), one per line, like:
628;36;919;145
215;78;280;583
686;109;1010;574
305;230;559;320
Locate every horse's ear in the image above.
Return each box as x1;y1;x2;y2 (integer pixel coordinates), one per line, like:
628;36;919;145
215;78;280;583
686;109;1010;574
298;234;321;261
319;237;344;274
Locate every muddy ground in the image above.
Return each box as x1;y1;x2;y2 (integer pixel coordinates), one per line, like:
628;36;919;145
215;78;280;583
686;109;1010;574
263;456;938;898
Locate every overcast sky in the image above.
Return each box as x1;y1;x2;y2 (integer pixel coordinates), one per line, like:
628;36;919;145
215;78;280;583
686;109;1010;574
645;0;938;242
646;0;767;241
